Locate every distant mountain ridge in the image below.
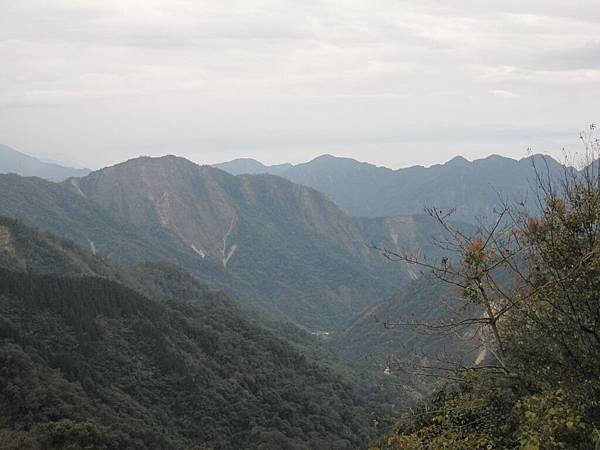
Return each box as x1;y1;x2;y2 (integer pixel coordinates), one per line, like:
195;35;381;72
214;157;293;176
215;153;566;221
0;144;90;181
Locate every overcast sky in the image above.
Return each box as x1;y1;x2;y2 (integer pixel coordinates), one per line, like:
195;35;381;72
1;0;599;169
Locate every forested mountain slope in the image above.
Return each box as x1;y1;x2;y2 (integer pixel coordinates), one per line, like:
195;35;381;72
0;157;445;331
334;277;462;363
331;276;479;398
0;218;391;449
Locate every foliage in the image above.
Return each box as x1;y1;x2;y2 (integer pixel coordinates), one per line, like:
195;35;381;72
0;268;386;449
0;218;399;449
372;130;600;449
331;276;477;401
371;370;519;450
514;389;588;449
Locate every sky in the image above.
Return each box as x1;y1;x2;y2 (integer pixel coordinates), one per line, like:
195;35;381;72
1;0;599;170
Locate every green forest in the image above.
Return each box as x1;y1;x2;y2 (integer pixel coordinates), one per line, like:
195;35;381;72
0;217;400;449
0;267;390;449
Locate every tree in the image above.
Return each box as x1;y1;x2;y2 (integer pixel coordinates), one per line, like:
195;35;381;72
372;125;600;448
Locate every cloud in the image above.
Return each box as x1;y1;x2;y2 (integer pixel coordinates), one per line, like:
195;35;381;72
0;0;598;168
490;89;520;99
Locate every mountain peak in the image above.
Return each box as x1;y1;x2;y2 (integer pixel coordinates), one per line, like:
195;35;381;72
312;154;338;161
214;158;293;176
445;155;470;166
96;154;204;174
521;153;560;165
213;157;268;175
309;154;359;164
301;154;371;170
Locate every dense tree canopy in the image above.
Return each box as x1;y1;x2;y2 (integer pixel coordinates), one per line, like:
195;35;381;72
0;218;399;449
0;268;390;449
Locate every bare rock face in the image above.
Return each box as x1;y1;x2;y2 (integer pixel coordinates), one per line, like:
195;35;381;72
0;225;14;254
77;156;239;261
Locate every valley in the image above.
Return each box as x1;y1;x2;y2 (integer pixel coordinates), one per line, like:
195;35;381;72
2;2;597;446
1;144;598;448
0;154;454;331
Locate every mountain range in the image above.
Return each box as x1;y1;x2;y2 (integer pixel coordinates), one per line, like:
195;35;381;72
0;145;551;358
0;154;449;332
0;144;90;181
215;153;566;222
1;145;556;357
1;144;567;225
0;143;564;447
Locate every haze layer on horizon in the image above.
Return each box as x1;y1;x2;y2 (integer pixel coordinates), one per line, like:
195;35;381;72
1;1;598;170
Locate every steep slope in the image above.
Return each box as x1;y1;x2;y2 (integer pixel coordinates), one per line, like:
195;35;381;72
354;214;462;277
70;156;414;329
334;277;467;363
0;218;391;449
0;174;206;268
332;276;478;398
0;144;89;181
216;154;566;222
0;273;380;449
0;158;444;330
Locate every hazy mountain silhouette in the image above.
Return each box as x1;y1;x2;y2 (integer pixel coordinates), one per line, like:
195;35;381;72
0;144;90;181
216;153;566;222
214;157;293;176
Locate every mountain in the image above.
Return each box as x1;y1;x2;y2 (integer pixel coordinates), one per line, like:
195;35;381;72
0;144;90;181
214;158;293;176
0;216;392;449
0;157;445;331
215;154;566;222
74;156;407;330
0;173;203;268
